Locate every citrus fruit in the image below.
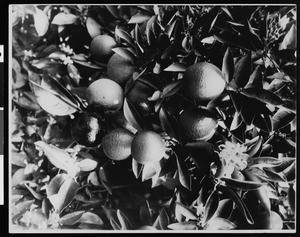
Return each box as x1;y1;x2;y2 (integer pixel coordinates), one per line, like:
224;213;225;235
102;128;134;161
107;53;136;85
86;78;124;111
71;112;105;147
177;106;218;142
131;131;166;165
90;35;117;62
182;62;226;102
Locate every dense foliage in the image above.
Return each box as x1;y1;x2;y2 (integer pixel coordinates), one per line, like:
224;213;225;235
11;5;296;231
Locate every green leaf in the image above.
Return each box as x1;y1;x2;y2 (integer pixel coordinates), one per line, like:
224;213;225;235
221;177;265;191
159;207;170;230
203;190;219;224
159;106;179;140
279;24;296;50
234;52;252;88
146;15;158;45
204;217;237;230
161;80;182;98
128;12;152;24
252;113;273;132
86;17;101;38
168;221;197;230
263;168;287;182
99;164;112;194
214;199;234;219
112;47;137;64
214;31;255;51
115;27;135;47
272;107;296;131
271;157;295;173
248;157;283;169
175;153;191;190
175;202;197;220
132;158;143;179
34;8;49;37
245;65;263;89
246;136;263;158
164;62;187;72
117;209;133;230
241;88;284;106
77;159;98;172
123;98;144;131
59;211;85;225
110;216;122;230
47;173;69;196
52;13;78;25
140;200;152;226
76;212;103;226
105;5;120;19
48;177;79;213
222;47;234;83
222;186;254;224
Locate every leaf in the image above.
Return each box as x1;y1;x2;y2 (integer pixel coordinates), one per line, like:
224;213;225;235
247;157;283;169
161;80;182;98
221;177;265;191
168;221;197;230
228;91;242;113
214;199;234;219
105;5;120;18
140;200;152;226
110;216;121;230
132;158;143;179
222;186;254;224
234;52;252;88
35;141;79;177
204;217;237;230
59;211;85;225
47;173;69;196
245;65;263;89
221;6;234;20
115;27;135;47
12;168;29;187
73;58;104;69
117;209;133;230
279;24;296;50
263;168;287;182
241;88;284;106
128;12;152;24
252;113;273;132
175;202;197;220
99;164;112;195
146;15;158;45
30;80;78;116
112;47;136;63
203;190;219;224
164;62;187;72
76;212;103;226
159;106;178;140
159;207;170;230
86;17;101;38
77;159;98;172
175;153;191;190
246;136;263;158
214;31;255;51
141;163;156;181
123;98;151;131
13;91;41;111
272;107;296;131
33;8;49;37
52;13;78;25
48;177;79;213
271;157;295;173
222;47;234;83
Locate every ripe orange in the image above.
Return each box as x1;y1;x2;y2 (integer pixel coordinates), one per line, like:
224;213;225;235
182;62;226;102
90;35;117;62
71;112;105;147
86;78;124;111
102;128;134;161
177;106;218;142
107;53;136;85
131;131;166;165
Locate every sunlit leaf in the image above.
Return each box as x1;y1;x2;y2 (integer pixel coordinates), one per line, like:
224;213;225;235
247;157;283;169
168;221;197;230
112;47;136;63
117;209;133;230
59;211;85;225
48;177;79;213
77;159;98;172
115;27;135;47
245;65;263;89
164;62;187;72
34;8;49;37
52;13;78;25
175;202;197;220
204;217;237;230
76;212;103;226
159;207;170;230
279;24;296;50
86;17;101;38
222;47;234;83
128;12;152;24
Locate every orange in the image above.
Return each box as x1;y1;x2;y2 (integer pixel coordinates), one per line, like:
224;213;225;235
182;62;226;102
86;78;124;111
107;53;136;85
70;112;105;147
90;35;117;62
131;131;165;165
102;128;134;161
177;106;218;142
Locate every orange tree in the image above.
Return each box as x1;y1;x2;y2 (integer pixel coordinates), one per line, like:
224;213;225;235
11;5;296;231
